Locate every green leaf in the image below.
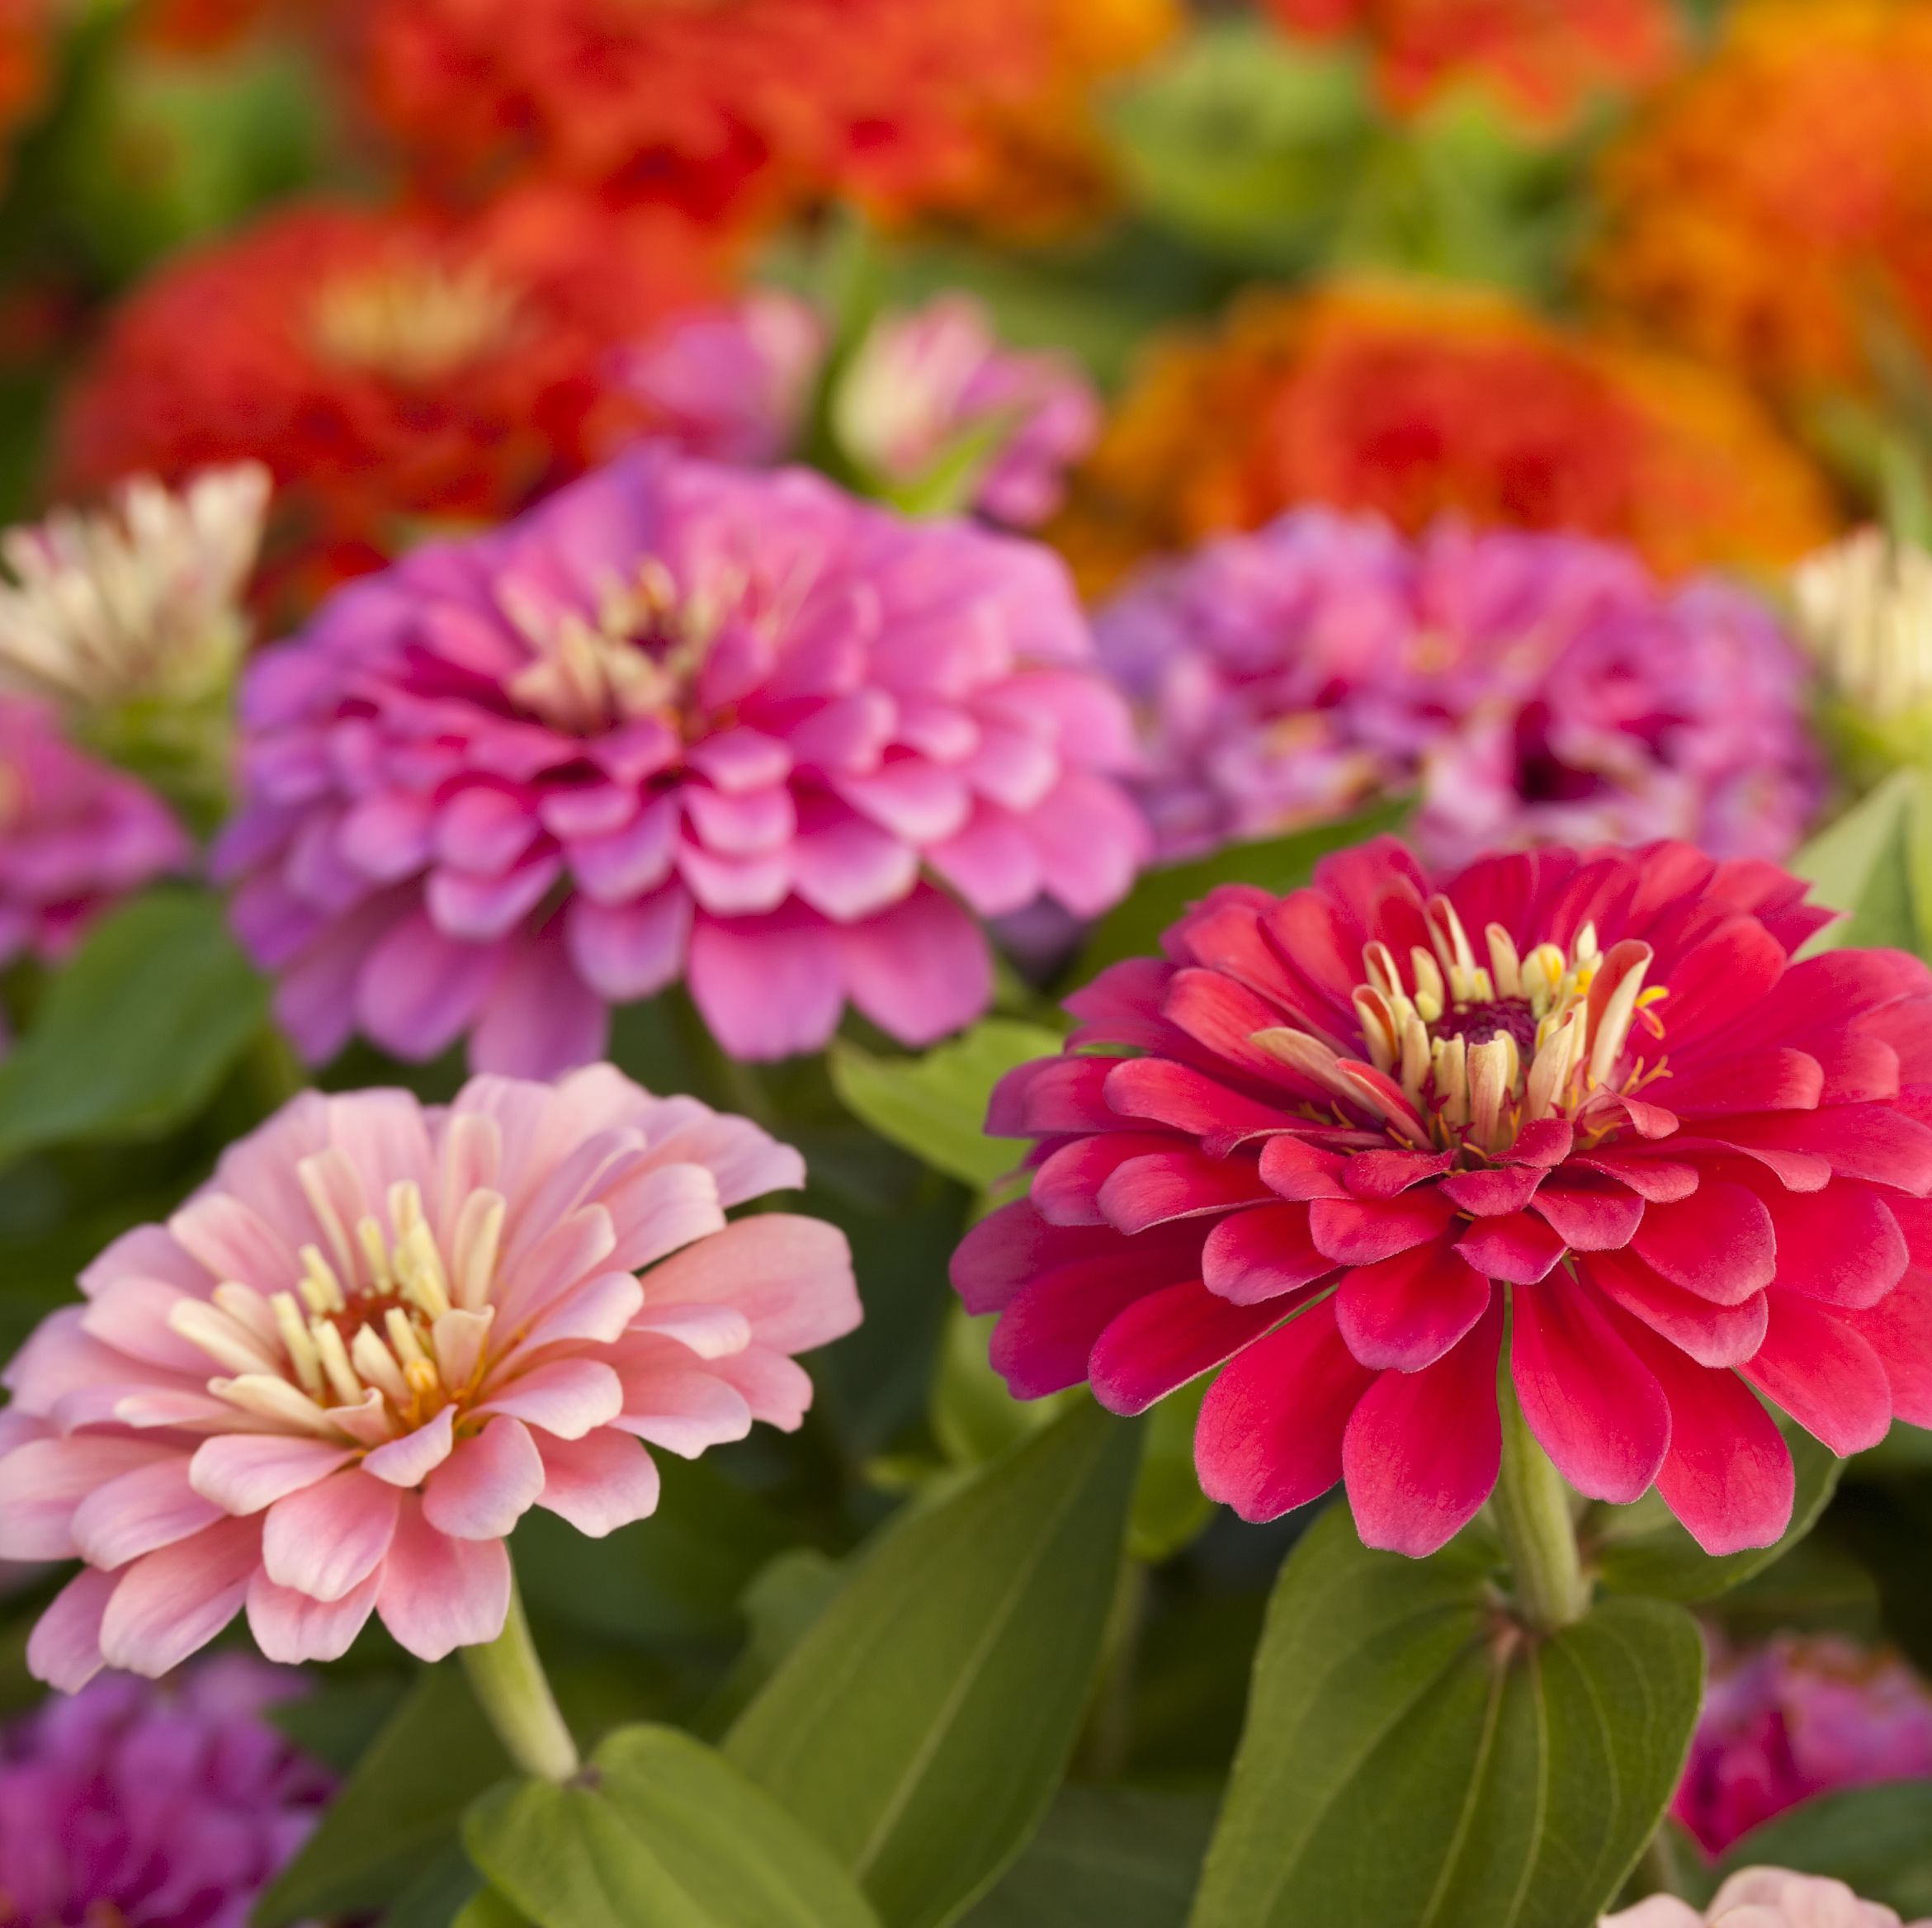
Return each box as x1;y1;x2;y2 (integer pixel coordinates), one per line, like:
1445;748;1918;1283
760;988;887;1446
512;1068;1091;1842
254;1666;509;1927
1789;769;1920;955
1079;802;1410;985
930;1305;1066;1471
830;1021;1063;1192
464;1724;880;1928
0;888;269;1164
728;1400;1143;1928
450;1889;532;1928
1590;1429;1844;1604
1187;1506;1703;1928
960;1788;1214;1928
1128;1378;1214;1565
1714;1782;1932;1916
385;1844;486;1928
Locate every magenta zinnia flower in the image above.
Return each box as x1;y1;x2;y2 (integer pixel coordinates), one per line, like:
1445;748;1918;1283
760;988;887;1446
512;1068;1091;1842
954;837;1932;1557
218;447;1145;1070
0;1066;860;1684
0;697;187;967
1675;1635;1932;1855
0;1656;332;1928
1095;513;1823;871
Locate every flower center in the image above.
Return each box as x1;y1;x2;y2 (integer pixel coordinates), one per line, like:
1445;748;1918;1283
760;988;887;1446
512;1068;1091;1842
167;1174;507;1439
309;259;521;384
1254;893;1667;1156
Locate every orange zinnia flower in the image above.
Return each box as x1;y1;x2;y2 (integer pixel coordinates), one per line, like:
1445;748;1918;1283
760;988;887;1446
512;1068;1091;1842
1048;281;1837;598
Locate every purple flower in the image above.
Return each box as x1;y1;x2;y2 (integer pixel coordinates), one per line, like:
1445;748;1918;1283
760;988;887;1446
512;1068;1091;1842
0;1656;332;1928
1095;511;1825;872
217;447;1146;1070
1674;1634;1932;1855
0;697;188;967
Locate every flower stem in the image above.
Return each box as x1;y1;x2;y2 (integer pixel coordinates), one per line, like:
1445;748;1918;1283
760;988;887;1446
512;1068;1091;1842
1492;1392;1589;1634
461;1578;580;1782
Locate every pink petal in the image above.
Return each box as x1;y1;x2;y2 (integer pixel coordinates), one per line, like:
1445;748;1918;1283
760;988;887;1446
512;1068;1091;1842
639;1212;860;1354
247;1567;380;1663
0;1436;175;1558
1336;1239;1493;1371
1580;1249;1768;1369
706;1349;815;1429
376;1497;512;1661
1845;1269;1932;1426
1764;1182;1908;1310
838;887;993;1049
1530;1174;1645;1251
1343;1298;1505;1556
612;1358;753;1455
1510;1283;1669;1504
1631;1181;1776;1306
71;1458;226;1570
791;814;919;921
599;1164;727;1274
470;933;608;1080
523;1270;647;1349
262;1468;401;1603
362;1407;457;1487
687;910;843;1060
27;1568;116;1690
534;1429;662;1537
1202;1204;1335;1305
1456;1211;1568;1285
423;1417;546;1539
355;909;502;1060
1089;1282;1287;1416
566;889;692;1002
97;1515;262;1676
1740;1292;1893;1456
478;1359;625;1440
1098;1150;1275;1236
1194;1298;1377;1523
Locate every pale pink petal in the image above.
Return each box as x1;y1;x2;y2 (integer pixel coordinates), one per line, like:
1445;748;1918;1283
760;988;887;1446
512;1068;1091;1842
71;1458;226;1570
247;1566;380;1663
522;1271;645;1349
631;1302;751;1359
78;1279;209;1376
625;1113;804;1207
613;1358;753;1456
639;1213;859;1354
97;1515;262;1676
0;1437;175;1558
376;1497;512;1661
78;1222;210;1300
477;1359;625;1439
599;1164;725;1274
362;1406;457;1487
423;1417;545;1539
165;1194;298;1299
27;1567;116;1690
708;1349;816;1430
262;1469;401;1603
534;1429;661;1537
190;1434;357;1515
494;1203;618;1327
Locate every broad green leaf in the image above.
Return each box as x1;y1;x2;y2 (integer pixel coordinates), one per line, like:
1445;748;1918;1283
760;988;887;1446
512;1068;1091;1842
267;1675;409;1774
1789;769;1919;955
930;1306;1065;1471
1188;1506;1703;1928
1713;1781;1932;1916
0;888;268;1163
386;1844;486;1928
1128;1379;1214;1565
1590;1429;1844;1604
1103;23;1374;272
450;1889;531;1928
465;1724;880;1928
254;1666;508;1928
830;1021;1063;1191
960;1788;1214;1928
1079;801;1410;984
728;1401;1143;1928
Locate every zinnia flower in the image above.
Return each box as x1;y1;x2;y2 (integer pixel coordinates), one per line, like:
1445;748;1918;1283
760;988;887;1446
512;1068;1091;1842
56;191;720;600
1049;281;1838;599
621;290;1100;529
1675;1634;1932;1855
0;1655;332;1928
952;837;1932;1557
217;445;1145;1072
0;1066;861;1684
1606;1869;1932;1928
0;698;188;968
1098;511;1822;871
1590;0;1932;397
1264;0;1680;129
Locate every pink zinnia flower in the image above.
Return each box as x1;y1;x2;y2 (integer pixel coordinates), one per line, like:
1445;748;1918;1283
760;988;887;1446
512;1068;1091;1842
217;447;1145;1070
0;697;187;966
0;1066;860;1684
1675;1635;1932;1855
953;837;1932;1557
1095;512;1823;871
1606;1869;1932;1928
0;1654;332;1928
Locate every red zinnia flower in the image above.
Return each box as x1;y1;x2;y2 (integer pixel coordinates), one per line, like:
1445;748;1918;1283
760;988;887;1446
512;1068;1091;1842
953;839;1932;1557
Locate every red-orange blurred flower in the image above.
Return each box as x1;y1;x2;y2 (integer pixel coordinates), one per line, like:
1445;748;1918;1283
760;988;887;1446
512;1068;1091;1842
0;0;49;175
56;190;723;602
1048;281;1838;598
1591;0;1932;396
1265;0;1680;127
347;0;1103;234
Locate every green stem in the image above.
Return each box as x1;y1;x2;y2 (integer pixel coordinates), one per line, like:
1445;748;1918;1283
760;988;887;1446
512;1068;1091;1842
1636;1822;1691;1901
1492;1392;1589;1634
461;1578;580;1782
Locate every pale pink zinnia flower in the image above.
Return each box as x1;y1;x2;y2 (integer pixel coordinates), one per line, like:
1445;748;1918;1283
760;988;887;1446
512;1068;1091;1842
0;1066;860;1685
216;446;1146;1070
0;696;188;967
1605;1868;1932;1927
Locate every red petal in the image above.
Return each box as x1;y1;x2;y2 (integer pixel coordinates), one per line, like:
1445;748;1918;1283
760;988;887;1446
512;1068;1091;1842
1098;1150;1274;1235
1194;1297;1376;1524
1580;1247;1768;1369
1103;1057;1294;1139
1310;1189;1455;1266
1335;1239;1494;1370
987;1056;1116;1136
1162;969;1303;1085
1032;1132;1177;1226
1344;1149;1454;1198
1765;1182;1908;1310
1090;1282;1292;1417
1844;1269;1932;1426
1612;1314;1793;1556
989;1263;1161;1401
1531;1174;1645;1250
951;1200;1112;1315
1342;1298;1505;1557
1505;1118;1575;1167
1659;918;1787;1050
1202;1204;1336;1305
1668;1134;1830;1193
1740;1292;1892;1456
1570;1151;1698;1203
1457;1211;1567;1284
1511;1281;1670;1503
1259;1136;1349;1201
1630;1180;1775;1306
1712;1106;1932;1197
1066;957;1183;1056
1664;1050;1823;1118
1439;1164;1545;1217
